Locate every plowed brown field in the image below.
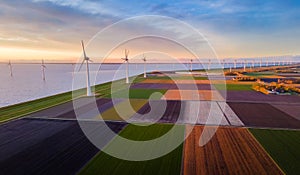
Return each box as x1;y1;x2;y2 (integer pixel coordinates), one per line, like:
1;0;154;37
183;126;283;175
162;90;224;101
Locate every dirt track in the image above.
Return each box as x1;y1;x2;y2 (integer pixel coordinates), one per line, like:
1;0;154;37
183;126;283;175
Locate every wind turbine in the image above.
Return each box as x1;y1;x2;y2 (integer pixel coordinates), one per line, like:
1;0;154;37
222;59;225;69
234;59;237;69
142;54;147;78
79;40;93;96
243;60;246;71
208;59;211;70
260;58;262;68
121;49;129;84
41;59;46;81
8;60;13;77
190;59;193;72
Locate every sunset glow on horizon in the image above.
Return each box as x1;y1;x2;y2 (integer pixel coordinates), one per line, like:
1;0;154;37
1;0;300;62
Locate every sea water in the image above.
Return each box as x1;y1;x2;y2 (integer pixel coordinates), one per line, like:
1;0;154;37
0;62;262;107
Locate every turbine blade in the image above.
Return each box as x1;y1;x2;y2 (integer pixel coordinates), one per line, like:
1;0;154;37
78;59;85;71
81;40;87;59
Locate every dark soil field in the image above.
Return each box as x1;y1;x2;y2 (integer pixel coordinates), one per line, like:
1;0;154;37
221;90;300;103
130;100;182;123
228;102;300;129
56;98;123;119
130;83;212;90
183;126;283;175
0;118;127;175
271;103;300;120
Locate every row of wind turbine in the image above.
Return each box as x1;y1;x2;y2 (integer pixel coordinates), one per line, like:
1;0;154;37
7;60;47;81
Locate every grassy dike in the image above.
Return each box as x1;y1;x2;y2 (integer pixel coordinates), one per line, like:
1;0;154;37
0;76;145;123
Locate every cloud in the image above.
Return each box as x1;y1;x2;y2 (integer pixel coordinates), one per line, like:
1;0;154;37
0;0;300;60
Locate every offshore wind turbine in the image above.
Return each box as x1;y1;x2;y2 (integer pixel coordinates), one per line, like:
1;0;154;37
142;54;147;78
190;59;193;72
41;59;46;81
222;59;225;69
234;59;237;69
79;40;93;96
260;58;262;68
8;60;13;77
121;49;129;84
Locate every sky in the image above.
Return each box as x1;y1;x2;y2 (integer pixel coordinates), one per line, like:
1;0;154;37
0;0;300;62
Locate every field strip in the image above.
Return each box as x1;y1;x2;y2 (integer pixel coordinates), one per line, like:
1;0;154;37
249;128;300;174
95;99;148;121
128;100;182;124
0;118;127;174
79;124;185;175
217;102;244;126
179;101;229;126
183;125;284;175
226;100;300;105
228;102;300;129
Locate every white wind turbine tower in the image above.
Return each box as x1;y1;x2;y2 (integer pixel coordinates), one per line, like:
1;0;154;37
121;49;129;84
8;60;13;77
222;59;225;69
190;59;193;72
142;54;147;78
243;60;246;71
41;59;46;81
208;59;211;70
260;58;262;68
234;59;237;69
79;40;93;96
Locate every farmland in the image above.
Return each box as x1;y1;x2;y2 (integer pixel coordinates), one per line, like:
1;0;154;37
104;88;167;99
213;83;253;91
0;118;126;175
228;102;300;129
0;70;299;175
183;126;283;175
79;124;184;175
250;129;300;175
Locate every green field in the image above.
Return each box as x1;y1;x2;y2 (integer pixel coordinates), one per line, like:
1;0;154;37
104;88;167;99
98;99;148;121
249;129;300;175
213;84;253;91
145;75;208;80
244;72;276;77
79;124;184;175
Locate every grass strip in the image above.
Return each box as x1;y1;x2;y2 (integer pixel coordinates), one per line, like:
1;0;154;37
213;84;253;91
104;88;167;99
0;76;144;123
